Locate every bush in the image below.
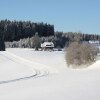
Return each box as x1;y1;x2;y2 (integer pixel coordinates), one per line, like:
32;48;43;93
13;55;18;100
65;42;97;68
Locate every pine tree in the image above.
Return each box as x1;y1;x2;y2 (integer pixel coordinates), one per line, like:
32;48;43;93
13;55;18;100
0;36;5;51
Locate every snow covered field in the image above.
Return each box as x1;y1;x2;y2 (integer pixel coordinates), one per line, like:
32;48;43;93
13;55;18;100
0;48;100;100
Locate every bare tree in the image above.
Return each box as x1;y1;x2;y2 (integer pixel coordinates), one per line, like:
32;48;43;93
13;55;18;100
32;32;41;50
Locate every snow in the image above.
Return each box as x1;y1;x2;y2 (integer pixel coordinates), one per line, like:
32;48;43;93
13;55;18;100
0;48;100;100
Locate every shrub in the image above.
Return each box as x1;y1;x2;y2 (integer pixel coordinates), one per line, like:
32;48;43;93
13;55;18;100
65;42;97;68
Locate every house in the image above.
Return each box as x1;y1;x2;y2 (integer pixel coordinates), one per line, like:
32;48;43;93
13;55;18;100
89;40;100;44
41;42;54;50
88;40;100;52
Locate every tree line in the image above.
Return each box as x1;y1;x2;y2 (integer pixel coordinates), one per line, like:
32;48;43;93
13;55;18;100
0;19;100;51
0;19;54;42
5;31;100;49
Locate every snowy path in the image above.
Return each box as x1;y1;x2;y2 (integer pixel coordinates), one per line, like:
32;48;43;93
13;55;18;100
0;51;50;84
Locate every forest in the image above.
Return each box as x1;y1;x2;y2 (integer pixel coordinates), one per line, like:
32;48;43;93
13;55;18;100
0;19;100;50
5;31;100;49
0;19;54;41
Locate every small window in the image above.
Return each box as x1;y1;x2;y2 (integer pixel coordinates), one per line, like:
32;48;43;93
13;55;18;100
46;45;52;46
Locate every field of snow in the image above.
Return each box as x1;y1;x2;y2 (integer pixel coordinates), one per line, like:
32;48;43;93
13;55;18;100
0;48;100;100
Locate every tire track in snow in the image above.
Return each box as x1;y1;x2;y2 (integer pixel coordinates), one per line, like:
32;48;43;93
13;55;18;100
3;51;58;73
0;51;50;84
0;74;37;84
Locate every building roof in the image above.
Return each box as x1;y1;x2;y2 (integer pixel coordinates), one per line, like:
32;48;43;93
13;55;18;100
41;42;54;47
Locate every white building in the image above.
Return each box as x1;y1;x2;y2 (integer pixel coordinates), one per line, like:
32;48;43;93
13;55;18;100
89;40;100;44
41;42;54;50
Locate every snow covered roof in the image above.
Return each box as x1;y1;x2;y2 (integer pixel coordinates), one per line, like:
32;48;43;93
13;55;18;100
89;40;100;44
41;42;54;47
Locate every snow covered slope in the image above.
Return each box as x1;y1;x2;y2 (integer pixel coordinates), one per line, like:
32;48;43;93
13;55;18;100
0;48;100;100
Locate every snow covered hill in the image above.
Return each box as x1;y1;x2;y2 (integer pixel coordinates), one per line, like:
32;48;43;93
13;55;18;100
0;48;100;100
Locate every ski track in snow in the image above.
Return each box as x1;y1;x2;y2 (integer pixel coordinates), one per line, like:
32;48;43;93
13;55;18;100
1;49;100;100
0;51;54;84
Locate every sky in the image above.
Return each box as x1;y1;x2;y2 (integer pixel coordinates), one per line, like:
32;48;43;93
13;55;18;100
0;0;100;34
